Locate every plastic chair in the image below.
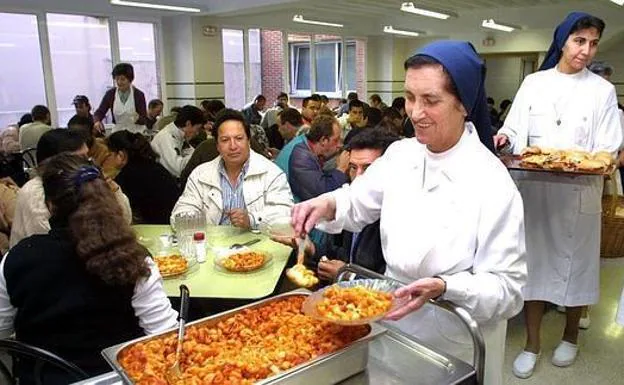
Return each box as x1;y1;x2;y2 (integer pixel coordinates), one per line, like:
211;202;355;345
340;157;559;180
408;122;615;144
0;339;88;385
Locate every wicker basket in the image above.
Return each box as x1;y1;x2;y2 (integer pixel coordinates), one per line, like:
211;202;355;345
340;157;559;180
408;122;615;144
600;172;624;258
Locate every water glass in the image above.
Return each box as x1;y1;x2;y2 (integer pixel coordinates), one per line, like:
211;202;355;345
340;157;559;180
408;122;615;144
172;211;207;259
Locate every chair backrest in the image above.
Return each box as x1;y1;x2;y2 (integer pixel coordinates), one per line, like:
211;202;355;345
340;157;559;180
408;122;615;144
0;338;88;385
21;148;37;169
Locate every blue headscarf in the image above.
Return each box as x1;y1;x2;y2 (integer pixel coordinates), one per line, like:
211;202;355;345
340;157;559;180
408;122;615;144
413;40;494;153
539;12;592;71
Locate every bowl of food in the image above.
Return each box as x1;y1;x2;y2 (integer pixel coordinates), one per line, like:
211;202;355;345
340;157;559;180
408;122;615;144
302;279;408;325
214;247;272;273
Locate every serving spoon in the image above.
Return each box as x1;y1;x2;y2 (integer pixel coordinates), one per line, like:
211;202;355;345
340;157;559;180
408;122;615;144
166;285;190;384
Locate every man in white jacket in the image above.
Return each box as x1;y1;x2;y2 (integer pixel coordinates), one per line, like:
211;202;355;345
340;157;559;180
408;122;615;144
151;105;204;178
171;109;294;229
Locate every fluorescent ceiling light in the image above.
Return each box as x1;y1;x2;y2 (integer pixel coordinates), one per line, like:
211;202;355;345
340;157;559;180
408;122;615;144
110;0;201;13
400;2;451;20
482;19;515;32
610;0;624;5
383;26;421;37
0;43;16;48
292;15;343;28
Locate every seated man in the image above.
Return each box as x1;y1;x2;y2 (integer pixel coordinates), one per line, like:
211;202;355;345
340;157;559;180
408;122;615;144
10;130;132;247
241;95;266;126
145;99;164;131
151;105;204;178
277;114;348;203
171;109;293;229
338;99;367;141
19;105;51;151
314;129;398;281
301;94;322;128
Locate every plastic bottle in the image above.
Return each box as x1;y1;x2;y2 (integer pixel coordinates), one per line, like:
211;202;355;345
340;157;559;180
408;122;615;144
193;232;207;263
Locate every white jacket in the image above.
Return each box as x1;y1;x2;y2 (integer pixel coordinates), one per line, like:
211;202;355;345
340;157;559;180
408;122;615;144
151;122;193;178
171;150;294;227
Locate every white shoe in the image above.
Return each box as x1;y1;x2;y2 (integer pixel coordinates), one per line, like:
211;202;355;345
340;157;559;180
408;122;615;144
513;351;540;379
579;314;590;329
552;341;578;367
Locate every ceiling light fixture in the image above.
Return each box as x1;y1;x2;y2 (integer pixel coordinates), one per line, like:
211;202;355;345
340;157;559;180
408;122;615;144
481;19;516;32
110;0;201;13
292;15;343;28
383;26;422;37
609;0;624;5
400;2;452;20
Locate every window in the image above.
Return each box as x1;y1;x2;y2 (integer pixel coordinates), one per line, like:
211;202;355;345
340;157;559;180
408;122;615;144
222;29;246;109
47;13;113;126
288;34;311;95
315;35;341;94
248;29;262;100
289;35;359;96
0;13;46;129
118;21;159;103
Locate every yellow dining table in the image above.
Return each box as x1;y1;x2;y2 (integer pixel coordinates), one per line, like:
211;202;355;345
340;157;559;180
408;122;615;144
133;224;292;299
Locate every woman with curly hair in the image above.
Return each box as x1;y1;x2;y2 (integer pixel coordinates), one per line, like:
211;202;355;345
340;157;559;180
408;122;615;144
106;130;180;224
0;153;178;382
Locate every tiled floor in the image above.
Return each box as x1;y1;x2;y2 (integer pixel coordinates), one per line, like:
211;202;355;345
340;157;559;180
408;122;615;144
503;258;624;384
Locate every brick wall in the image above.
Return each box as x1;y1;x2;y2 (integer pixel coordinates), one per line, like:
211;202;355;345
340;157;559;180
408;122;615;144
261;30;284;103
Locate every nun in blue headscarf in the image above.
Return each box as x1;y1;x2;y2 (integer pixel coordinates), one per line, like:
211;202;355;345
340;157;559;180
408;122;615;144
496;12;623;379
291;40;527;385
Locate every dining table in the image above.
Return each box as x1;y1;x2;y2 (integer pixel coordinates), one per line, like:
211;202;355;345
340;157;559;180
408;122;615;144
133;224;294;300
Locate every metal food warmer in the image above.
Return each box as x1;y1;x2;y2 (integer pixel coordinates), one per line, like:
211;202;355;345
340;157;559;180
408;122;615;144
74;265;484;385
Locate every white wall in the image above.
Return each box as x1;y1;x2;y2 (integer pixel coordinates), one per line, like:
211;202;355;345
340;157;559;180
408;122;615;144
483;56;525;105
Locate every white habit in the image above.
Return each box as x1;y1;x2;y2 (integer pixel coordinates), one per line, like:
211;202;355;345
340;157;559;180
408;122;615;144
499;67;622;306
318;124;527;385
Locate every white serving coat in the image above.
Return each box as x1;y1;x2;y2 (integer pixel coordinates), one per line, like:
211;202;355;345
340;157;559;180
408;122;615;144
112;86;146;134
318;124;527;385
499;68;622;306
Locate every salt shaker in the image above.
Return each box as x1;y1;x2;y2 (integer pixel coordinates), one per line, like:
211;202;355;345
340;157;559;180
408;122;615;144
193;232;207;263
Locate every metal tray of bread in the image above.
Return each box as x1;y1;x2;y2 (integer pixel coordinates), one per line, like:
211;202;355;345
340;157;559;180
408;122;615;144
499;154;616;176
102;289;386;384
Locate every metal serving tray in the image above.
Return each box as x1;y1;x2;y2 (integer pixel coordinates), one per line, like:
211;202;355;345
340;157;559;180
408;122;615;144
101;289;386;384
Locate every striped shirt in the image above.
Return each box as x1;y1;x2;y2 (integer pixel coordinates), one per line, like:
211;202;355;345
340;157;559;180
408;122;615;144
218;159;250;225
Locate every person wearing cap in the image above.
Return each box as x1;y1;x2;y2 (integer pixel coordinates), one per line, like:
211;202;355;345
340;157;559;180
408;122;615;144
494;13;622;378
93;63;147;135
290;40;527;385
72;95;94;125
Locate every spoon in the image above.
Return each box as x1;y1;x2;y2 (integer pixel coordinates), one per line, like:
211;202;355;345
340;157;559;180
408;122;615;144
166;285;190;384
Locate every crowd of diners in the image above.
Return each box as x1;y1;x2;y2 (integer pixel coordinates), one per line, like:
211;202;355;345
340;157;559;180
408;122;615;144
0;9;623;385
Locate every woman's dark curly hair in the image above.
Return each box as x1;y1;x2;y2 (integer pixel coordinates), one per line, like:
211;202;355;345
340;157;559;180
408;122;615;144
41;153;150;286
106;131;159;163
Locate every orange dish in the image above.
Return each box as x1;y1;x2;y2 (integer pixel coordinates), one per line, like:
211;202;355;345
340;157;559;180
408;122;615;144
220;251;267;272
153;255;188;277
316;286;393;322
118;296;370;385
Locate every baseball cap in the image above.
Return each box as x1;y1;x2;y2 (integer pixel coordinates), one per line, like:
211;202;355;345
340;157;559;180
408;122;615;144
72;95;89;105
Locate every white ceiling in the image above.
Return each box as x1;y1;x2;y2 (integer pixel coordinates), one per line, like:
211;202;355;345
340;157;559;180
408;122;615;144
1;0;623;39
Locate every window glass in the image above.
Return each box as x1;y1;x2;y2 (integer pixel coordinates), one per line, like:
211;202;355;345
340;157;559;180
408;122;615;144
47;13;113;126
0;13;46;129
288;34;311;94
248;29;262;100
222;29;246;109
118;21;159;103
